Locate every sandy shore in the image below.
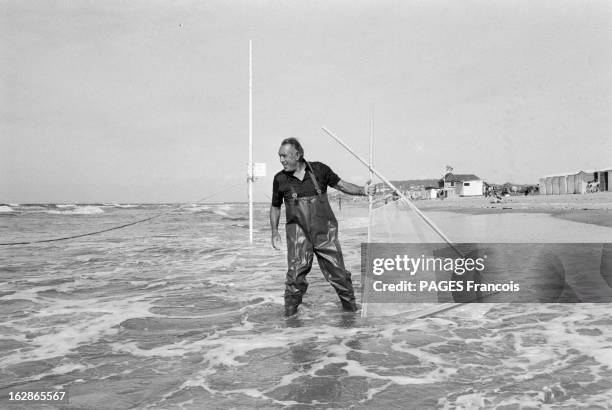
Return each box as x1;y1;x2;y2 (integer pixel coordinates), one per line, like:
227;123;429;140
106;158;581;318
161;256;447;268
340;192;612;229
413;191;612;210
413;192;612;229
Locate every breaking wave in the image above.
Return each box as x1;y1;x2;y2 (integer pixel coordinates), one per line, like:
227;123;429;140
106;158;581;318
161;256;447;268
47;206;105;215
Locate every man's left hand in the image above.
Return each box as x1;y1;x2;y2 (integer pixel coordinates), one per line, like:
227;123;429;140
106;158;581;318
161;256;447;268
363;182;376;196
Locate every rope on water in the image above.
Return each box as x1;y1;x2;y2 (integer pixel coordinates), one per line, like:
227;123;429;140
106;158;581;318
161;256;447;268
0;181;244;246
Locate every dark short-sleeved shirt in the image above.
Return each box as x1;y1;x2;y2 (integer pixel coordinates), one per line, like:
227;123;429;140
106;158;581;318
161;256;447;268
271;161;341;207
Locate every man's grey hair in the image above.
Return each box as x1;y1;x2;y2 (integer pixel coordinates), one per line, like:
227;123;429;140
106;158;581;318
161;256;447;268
280;138;305;162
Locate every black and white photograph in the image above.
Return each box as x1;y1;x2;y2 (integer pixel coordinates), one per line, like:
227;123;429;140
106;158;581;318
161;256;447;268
1;0;611;408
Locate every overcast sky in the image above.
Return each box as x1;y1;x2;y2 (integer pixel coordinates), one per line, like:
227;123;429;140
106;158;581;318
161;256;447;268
2;0;611;203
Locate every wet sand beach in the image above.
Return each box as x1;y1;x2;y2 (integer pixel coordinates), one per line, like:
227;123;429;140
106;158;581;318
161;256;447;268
394;192;612;229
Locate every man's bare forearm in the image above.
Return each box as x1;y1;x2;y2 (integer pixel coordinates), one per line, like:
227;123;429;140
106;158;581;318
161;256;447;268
270;205;281;232
334;180;367;196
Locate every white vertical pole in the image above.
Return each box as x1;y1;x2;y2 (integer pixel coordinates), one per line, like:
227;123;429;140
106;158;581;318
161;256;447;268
367;106;374;243
248;40;253;244
363;106;374;318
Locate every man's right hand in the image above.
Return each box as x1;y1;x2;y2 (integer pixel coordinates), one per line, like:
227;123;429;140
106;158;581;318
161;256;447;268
271;230;282;250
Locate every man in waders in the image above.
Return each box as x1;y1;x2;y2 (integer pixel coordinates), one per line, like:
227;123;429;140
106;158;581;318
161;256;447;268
270;138;376;316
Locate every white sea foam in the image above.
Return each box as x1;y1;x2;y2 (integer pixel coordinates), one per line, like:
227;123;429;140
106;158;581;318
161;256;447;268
450;393;486;409
50;362;91;376
104;203;140;208
0;296;156;368
3;202;611;408
0;205;15;212
144;281;168;289
48;205;105;215
17;204;47;211
185;206;210;212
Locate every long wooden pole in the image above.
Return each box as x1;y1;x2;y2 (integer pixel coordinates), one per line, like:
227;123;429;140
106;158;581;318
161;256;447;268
362;107;374;318
367;107;374;243
322;126;475;319
321;126;463;257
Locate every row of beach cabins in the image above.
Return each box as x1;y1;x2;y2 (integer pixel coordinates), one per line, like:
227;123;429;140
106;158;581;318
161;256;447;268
538;168;611;195
371;167;611;200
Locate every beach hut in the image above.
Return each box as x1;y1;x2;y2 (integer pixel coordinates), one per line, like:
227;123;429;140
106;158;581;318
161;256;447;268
595;168;611;192
424;187;439;199
551;176;560;195
458;179;484;196
538;178;547;195
572;173;581;194
565;175;576;194
542;171;584;195
559;175;568;194
574;171;594;194
575;168;612;193
545;178;553;195
439;173;484;197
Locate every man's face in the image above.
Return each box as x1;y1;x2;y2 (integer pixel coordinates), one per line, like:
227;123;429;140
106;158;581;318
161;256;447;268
278;144;301;172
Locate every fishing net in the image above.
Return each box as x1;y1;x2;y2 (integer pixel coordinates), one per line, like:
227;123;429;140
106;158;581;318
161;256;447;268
369;197;443;243
322;128;612;318
361;197;457;318
361;196;612;317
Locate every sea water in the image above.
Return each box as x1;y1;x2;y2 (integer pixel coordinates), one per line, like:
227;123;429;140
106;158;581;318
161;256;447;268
1;203;611;409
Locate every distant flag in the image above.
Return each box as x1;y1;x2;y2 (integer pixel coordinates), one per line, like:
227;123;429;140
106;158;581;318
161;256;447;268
445;165;454;173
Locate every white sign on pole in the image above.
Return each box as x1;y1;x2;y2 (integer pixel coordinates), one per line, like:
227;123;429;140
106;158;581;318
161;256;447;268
253;163;266;178
248;162;266;179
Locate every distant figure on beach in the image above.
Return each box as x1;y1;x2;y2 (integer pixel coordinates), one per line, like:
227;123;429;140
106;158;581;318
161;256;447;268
587;181;600;193
270;138;376;316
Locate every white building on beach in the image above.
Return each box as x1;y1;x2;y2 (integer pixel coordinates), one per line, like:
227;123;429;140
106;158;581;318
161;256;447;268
439;173;484;197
